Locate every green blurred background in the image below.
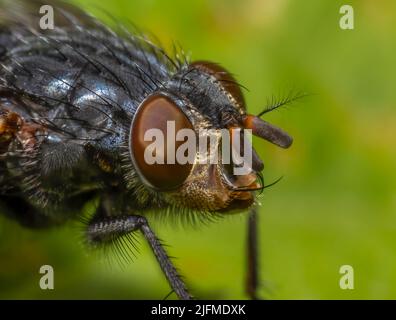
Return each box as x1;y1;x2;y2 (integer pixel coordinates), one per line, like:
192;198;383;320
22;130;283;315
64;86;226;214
1;0;396;299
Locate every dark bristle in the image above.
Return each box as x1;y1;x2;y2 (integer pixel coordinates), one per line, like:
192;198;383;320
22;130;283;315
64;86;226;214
258;90;309;117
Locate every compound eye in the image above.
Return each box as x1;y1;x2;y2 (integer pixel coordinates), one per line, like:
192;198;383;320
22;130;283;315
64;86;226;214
130;94;194;190
190;61;246;110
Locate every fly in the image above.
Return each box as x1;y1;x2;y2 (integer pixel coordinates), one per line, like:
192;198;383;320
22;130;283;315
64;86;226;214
0;0;297;300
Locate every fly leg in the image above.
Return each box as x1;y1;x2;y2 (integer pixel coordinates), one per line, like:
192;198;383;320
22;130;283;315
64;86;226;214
246;205;260;299
86;209;192;300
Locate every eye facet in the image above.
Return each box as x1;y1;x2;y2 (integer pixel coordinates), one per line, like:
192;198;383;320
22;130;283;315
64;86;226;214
130;94;194;190
190;61;246;110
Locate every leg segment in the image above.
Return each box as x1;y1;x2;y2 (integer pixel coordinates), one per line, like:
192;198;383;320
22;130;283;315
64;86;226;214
246;205;259;299
86;214;192;300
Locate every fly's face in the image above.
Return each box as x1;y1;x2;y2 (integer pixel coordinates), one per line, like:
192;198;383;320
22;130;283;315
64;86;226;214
129;61;293;213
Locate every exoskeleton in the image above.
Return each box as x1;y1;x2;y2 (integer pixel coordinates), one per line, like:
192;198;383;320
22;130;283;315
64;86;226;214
0;0;293;299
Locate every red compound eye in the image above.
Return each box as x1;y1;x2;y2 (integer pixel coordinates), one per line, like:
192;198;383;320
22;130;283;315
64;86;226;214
130;94;194;190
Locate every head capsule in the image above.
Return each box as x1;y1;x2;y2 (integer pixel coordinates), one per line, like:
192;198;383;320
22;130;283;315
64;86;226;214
129;61;293;213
